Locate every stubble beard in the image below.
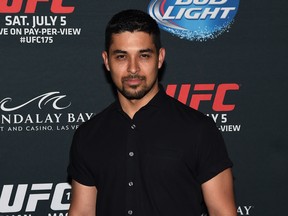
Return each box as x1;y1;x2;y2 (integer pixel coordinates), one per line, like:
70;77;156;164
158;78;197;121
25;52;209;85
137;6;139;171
118;74;156;100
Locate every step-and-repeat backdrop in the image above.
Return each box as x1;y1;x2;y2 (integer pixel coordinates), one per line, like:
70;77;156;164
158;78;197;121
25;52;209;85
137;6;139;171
0;0;287;215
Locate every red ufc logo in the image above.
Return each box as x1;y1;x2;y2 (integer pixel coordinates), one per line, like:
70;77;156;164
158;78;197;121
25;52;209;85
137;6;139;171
0;0;74;13
166;83;239;111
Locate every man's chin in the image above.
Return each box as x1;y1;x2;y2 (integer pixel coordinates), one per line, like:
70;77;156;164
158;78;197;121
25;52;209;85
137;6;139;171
120;88;147;100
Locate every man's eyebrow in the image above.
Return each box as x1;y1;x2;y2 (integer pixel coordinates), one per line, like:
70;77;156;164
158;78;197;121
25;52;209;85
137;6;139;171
111;48;154;55
112;50;127;55
139;48;154;53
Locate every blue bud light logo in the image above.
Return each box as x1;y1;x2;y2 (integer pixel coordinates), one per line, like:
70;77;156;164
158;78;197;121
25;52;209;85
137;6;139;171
148;0;240;41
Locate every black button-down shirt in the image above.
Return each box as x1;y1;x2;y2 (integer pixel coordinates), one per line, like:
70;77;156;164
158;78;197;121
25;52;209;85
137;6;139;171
68;88;233;216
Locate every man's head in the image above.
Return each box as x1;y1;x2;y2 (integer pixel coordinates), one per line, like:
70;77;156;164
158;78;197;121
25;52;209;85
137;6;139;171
105;9;161;53
102;9;165;102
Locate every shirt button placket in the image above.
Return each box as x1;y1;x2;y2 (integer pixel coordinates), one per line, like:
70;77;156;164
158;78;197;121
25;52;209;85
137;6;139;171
127;122;137;215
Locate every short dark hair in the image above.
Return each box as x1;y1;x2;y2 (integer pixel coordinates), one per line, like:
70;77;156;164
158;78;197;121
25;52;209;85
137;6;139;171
105;9;161;53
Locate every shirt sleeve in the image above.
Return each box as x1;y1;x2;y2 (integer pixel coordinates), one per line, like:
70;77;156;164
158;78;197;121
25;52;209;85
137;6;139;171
67;128;96;186
196;117;233;184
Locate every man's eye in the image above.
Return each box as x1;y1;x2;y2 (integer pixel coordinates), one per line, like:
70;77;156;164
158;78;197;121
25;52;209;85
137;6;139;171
140;54;150;58
116;55;126;60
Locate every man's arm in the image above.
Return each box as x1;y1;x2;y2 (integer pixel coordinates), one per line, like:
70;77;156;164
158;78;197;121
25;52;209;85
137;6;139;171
68;180;97;216
201;168;237;216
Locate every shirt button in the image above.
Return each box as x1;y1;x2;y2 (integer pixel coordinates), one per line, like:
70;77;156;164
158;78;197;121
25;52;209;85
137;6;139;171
128;210;133;215
129;152;134;157
131;124;136;129
128;181;134;187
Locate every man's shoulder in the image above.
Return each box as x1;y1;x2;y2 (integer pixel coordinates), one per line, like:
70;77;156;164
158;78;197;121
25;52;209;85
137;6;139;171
76;101;117;133
164;94;219;134
164;93;209;122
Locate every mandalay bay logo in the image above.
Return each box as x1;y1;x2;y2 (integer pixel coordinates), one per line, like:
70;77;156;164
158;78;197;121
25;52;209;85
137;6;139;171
0;92;94;132
148;0;240;41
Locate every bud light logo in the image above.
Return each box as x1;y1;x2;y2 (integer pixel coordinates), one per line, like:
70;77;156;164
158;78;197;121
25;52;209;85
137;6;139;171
148;0;240;41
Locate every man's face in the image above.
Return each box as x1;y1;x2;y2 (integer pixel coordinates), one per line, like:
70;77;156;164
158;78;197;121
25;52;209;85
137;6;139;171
102;31;165;100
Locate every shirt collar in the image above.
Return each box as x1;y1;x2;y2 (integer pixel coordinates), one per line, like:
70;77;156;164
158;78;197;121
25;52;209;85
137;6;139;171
112;84;168;112
143;85;167;108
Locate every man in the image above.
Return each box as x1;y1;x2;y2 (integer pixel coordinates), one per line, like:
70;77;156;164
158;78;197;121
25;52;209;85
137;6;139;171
68;9;237;216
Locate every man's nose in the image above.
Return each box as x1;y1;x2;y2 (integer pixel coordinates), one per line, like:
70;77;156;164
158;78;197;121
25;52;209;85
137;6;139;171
128;57;140;74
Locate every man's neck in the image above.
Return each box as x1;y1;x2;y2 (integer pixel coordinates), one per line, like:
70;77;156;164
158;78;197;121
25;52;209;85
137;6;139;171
118;85;159;119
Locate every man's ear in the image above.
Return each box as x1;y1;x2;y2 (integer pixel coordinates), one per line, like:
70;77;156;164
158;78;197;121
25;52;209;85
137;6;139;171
158;48;166;69
102;51;110;71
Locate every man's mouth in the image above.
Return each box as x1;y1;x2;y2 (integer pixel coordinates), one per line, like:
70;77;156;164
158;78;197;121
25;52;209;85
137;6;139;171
122;75;145;86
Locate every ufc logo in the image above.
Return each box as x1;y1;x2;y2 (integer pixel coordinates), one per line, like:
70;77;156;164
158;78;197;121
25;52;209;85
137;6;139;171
166;83;239;111
0;183;71;213
0;0;74;13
